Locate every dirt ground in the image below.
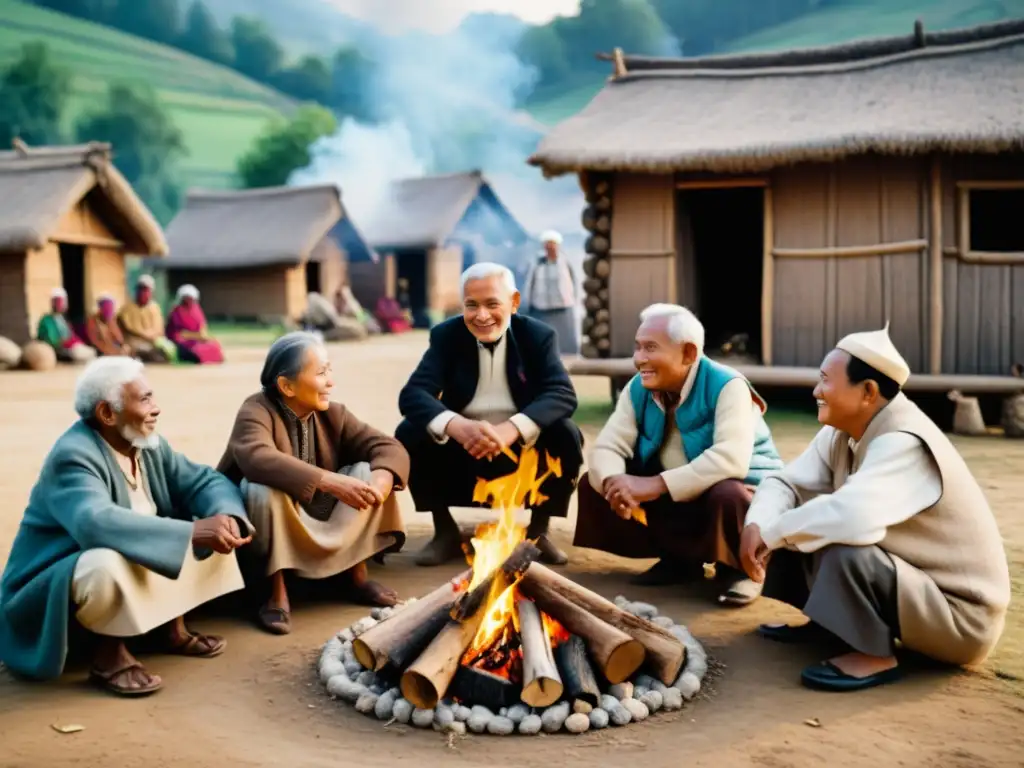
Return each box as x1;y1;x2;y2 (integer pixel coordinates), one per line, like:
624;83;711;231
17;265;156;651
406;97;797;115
0;332;1022;768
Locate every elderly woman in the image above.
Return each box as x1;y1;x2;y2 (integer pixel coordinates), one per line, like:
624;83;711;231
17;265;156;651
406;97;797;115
118;275;175;364
86;294;132;357
166;285;224;364
217;332;408;634
37;287;95;363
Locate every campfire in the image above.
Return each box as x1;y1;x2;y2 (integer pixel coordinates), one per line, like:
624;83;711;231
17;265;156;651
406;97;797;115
322;445;710;735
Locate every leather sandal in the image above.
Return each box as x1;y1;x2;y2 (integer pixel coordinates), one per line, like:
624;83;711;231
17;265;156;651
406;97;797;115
166;633;226;658
89;661;163;697
258;606;292;635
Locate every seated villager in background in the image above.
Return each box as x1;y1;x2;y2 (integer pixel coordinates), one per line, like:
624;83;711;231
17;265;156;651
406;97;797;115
217;332;408;635
0;357;252;697
522;230;580;356
118;275;175;364
396;262;583;567
166;285;224;364
742;326;1011;692
575;303;783;603
335;281;381;334
375;286;412;334
37;287;96;363
86;294;133;357
301;290;367;342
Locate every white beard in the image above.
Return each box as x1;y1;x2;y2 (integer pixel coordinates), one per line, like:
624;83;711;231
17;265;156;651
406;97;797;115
119;424;160;450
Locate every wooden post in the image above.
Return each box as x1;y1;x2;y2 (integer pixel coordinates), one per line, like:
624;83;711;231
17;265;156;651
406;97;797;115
929;156;944;374
761;186;774;366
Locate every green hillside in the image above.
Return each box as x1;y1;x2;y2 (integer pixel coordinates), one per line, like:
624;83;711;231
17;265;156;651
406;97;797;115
526;0;1024;126
0;0;295;188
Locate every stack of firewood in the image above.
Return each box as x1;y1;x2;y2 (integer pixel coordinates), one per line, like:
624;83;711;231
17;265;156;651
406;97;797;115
580;173;613;359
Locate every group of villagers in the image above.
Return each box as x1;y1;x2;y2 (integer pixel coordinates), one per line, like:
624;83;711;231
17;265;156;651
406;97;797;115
0;260;1010;701
36;275;224;366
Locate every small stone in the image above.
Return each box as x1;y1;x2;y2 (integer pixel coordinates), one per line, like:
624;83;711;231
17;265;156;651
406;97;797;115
669;625;692;644
633;686;649;699
355;692;379;714
564;713;590;734
411;708;435;728
640;691;663;713
470;705;494;720
629;601;658;619
369;607;389;621
621;698;649;722
322;637;343;656
444;720;466;736
343;661;362;678
338;627;355;642
609;682;633;700
318;657;345;684
441;698;454;708
589;708;609;729
541;701;570;733
609;705;632;726
661;688;684;711
675;671;701;700
375;691;398;720
487;716;515;735
325;675;364;703
393;698;413;723
634;674;657;690
356;670;375;687
687;655;709;681
434;707;455;728
350;616;377;636
454;705;472;722
506;704;529;725
652;616;675;629
600;694;620;713
613;595;629;608
518;714;543;735
499;707;508;717
650;680;670;695
572;700;593;715
467;713;491;733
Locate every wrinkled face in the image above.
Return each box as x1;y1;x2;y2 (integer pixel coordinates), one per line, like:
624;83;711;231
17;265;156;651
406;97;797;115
813;349;877;431
97;377;161;449
278;344;333;414
52;296;67;314
463;275;519;344
544;240;559;259
136;286;153;306
633;318;697;392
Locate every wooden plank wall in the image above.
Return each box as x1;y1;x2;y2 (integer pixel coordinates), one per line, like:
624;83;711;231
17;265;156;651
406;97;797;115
429;245;464;318
609;173;676;356
24;242;62;341
285;264;307;321
309;237;348;300
0;254;29;343
940;154;1024;375
85;247;126;310
771;156;927;370
168;267;292;322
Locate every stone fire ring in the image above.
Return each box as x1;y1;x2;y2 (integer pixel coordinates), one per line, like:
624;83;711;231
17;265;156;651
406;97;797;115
316;595;709;736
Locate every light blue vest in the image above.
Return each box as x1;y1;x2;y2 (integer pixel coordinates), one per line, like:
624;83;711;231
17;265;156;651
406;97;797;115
628;357;783;486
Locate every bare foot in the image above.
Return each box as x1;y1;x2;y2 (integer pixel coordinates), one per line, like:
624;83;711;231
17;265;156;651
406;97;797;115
828;651;898;678
348;561;398;606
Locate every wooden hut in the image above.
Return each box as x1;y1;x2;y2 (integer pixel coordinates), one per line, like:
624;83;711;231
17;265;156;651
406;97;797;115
0;141;168;344
529;19;1024;395
360;170;531;326
160;185;371;324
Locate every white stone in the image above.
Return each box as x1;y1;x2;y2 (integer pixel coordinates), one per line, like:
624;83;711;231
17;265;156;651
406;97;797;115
411;708;435;728
633;686;649;699
640;691;663;713
350;616;377;636
589;708;609;729
506;704;529;725
467;713;492;734
621;698;649;722
609;682;633;700
564;713;590;734
454;705;472;722
343;661;363;678
393;698;413;724
518;714;543;735
470;705;494;720
541;701;570;733
356;670;375;687
687;655;709;681
661;688;684;711
375;690;399;720
652;616;675;629
613;595;629;608
325;675;364;703
444;721;466;736
629;601;658;619
609;705;632;726
487;716;515;735
650;680;670;695
318;657;345;684
355;692;379;714
675;671;701;700
434;707;455;728
572;700;593;715
499;707;508;717
370;607;392;621
322;637;343;657
338;627;355;642
634;674;657;690
600;694;620;713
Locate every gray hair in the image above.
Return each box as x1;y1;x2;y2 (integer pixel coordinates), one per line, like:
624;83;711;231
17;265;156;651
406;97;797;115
176;283;199;302
460;262;516;298
639;303;705;355
73;356;146;420
260;331;324;395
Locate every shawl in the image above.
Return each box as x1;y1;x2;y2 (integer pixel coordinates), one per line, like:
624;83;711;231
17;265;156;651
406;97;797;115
273;397;338;521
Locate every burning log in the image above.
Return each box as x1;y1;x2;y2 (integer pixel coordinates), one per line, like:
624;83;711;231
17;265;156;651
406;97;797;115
519;564;686;685
554;634;601;707
400;619;482;710
516;596;563;708
449;665;520;711
353;569;470;672
451;540;541;623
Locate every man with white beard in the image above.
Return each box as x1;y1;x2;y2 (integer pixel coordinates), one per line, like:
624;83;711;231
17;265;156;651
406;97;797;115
0;357;253;696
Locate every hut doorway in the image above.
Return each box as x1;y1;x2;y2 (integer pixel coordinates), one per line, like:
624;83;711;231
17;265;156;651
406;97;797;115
395;250;428;327
678;186;764;361
58;242;86;325
305;261;322;294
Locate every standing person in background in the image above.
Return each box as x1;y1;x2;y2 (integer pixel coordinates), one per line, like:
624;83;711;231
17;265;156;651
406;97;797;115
522;231;580;356
86;294;133;357
166;285;225;364
37;287;96;364
118;275;175;364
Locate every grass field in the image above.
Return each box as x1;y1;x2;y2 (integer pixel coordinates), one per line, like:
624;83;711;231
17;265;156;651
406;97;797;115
0;0;295;188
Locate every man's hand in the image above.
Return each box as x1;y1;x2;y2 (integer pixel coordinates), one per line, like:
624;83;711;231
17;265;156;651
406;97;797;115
447;416;503;459
739;523;770;583
192;515;252;554
369;469;395;502
603;474;667;518
472;420;520;460
318;471;384;509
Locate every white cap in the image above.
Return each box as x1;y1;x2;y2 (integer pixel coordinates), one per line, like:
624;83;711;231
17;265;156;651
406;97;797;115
176;283;199;301
136;274;155;289
51;287;67;300
540;230;563;245
835;322;911;387
97;292;114;303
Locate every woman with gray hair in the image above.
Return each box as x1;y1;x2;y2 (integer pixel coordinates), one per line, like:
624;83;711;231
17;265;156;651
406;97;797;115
217;332;409;634
166;284;224;364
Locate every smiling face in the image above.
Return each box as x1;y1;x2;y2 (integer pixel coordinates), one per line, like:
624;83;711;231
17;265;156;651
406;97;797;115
462;275;519;344
95;376;161;449
277;343;333;416
813;349;883;437
633;317;697;392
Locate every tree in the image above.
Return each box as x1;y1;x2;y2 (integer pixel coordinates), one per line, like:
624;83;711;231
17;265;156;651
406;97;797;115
75;84;186;223
517;23;571;92
275;55;331;104
329;46;377;122
236;105;337;188
231;16;283;84
0;42;71;148
109;0;182;46
179;0;233;66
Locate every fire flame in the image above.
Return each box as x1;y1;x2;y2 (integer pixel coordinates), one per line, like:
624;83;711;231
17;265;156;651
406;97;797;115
459;445;563;673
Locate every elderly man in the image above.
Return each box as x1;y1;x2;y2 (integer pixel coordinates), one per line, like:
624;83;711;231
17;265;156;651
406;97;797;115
0;357;252;696
396;262;583;566
37;287;96;363
741;326;1010;692
522;230;580;355
118;274;175;363
575;303;783;602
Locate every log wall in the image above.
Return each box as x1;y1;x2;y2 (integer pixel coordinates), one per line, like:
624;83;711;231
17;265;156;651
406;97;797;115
168;266;294;322
0;253;29;343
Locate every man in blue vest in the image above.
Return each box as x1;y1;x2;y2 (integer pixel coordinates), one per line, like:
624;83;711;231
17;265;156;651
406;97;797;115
573;303;783;603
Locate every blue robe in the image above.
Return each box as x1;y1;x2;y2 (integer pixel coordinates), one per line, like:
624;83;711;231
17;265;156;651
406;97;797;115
0;421;250;680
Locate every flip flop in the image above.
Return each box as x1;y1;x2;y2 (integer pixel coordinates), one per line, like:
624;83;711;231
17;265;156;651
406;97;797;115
717;577;763;607
757;622;831;644
166;633;226;658
800;660;902;692
258;606;292;635
89;661;163;697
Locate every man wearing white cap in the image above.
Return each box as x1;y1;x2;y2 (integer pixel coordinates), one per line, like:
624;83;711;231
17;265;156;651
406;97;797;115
741;325;1010;692
36;287;96;364
117;275;175;363
522;230;580;355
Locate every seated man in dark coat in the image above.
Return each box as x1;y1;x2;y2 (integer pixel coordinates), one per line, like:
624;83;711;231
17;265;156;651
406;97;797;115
396;262;583;566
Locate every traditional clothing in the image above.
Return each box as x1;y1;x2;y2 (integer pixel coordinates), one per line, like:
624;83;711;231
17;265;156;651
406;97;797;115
118;300;176;364
576;356;783;569
217;392;409;579
166;292;225;364
37;307;95;364
747;327;1010;666
522;248;579;355
302;292;367;342
375;296;412;334
0;422;249;680
86;307;131;357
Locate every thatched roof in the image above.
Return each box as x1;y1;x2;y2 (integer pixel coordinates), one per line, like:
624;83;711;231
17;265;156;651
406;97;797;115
530;19;1024;176
163;184;347;270
362;171;526;251
0;141;168;255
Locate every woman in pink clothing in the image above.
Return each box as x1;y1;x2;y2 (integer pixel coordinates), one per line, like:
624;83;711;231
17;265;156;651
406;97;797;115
166;285;224;364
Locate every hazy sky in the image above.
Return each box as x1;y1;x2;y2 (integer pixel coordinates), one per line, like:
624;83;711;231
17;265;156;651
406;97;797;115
322;0;582;33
